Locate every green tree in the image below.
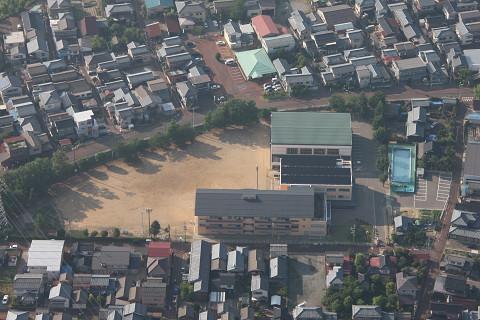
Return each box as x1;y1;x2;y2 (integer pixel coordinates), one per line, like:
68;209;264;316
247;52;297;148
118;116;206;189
369;91;386;108
83;229;89;237
291;85;309;97
373;295;387;308
166;122;196;147
90;230;98;237
150;133;170;149
100;230;108;237
91;35;108;52
113;228;121;237
475;85;480;100
150;220;161;237
180;282;194;301
330;95;347;112
374;127;390;144
229;0;246;21
52;150;74;179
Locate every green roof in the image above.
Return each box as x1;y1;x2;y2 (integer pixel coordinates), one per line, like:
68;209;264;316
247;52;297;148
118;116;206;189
271;112;352;146
235;49;276;79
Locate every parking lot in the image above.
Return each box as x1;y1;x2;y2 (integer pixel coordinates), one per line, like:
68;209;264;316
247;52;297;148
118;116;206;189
189;34;264;102
394;171;452;210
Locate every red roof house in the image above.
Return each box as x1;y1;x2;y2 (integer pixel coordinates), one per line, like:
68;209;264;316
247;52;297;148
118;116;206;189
145;22;162;39
251;15;279;38
80;16;98;36
148;241;172;258
165;16;181;35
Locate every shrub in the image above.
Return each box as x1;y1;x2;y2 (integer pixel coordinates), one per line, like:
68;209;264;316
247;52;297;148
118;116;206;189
90;230;98;237
100;230;108;237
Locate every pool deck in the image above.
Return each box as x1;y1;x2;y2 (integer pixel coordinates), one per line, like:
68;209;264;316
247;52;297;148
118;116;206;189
388;143;416;193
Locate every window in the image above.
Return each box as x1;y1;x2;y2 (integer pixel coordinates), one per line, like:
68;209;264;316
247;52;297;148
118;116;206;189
314;148;325;155
286;148;298;154
300;148;312;154
326;188;336;192
338;195;344;199
339;188;350;192
327;149;340;155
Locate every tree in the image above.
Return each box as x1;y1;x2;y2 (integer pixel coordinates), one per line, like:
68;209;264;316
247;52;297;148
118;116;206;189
150;220;161;237
291;85;309;97
180;282;194;301
100;230;108;237
149;133;170;149
385;281;396;296
113;228;121;237
90;230;98;237
52;150;74;179
373;295;387;308
369;91;386;108
457;68;474;86
295;52;307;68
83;229;89;237
277;287;288;297
166;122;196;147
88;293;96;306
354;253;366;271
330;95;347;112
374;127;390;144
91;35;108;52
229;0;246;21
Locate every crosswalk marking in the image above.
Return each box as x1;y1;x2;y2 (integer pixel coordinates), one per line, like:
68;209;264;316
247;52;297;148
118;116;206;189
462;96;474;103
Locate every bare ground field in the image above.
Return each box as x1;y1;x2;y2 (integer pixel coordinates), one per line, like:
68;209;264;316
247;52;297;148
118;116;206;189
50;125;270;238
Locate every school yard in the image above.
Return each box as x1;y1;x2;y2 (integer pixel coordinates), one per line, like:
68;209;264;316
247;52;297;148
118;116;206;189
50;124;271;238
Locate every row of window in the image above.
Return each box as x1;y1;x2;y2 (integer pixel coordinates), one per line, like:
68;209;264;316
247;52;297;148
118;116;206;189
286;148;340;155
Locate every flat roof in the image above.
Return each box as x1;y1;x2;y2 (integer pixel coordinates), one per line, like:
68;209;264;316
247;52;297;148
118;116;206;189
271;112;352;146
27;240;65;272
280;155;352;186
464;142;480;177
195;187;316;218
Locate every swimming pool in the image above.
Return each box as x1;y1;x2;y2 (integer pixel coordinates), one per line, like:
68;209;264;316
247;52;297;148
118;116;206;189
388;144;416;193
392;148;411;183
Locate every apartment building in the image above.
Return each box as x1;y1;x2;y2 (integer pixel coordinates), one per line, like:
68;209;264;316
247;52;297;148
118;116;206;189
195;187;330;237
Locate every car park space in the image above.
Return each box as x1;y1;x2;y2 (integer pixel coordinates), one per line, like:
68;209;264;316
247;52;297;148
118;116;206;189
394;171;452;210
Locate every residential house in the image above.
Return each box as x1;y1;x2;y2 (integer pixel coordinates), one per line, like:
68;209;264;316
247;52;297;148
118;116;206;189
50;12;77;40
317;5;356;29
105;3;134;21
394;42;417;59
351;305;394;320
72;289;88;311
188;240;211;297
355;0;375;16
292;304;337;320
326;266;344;288
270;256;287;282
288;10;311;40
127;42;151;63
391;57;427;82
141;277;167;309
211;243;228;272
1;136;29;168
0;73;22;102
13;273;46;305
175;81;198;109
394;215;414;235
47;0;71;18
223;21;255;49
261;34;296;55
369;255;391;275
72;110;98;138
7;311;29;320
3;32;27;64
396;272;418;305
79;16;98;36
251;15;279;39
39;90;63;113
49;282;72;310
432;27;457;43
251;275;268;301
449;209;480;244
227;248;246;273
188;66;211;92
126;71;155;89
175;1;207;23
92;246;131;274
433;273;467;297
247;249;265;274
414;0;437;15
440;254;473;275
145;0;174;16
147;79;171;102
283;66;315;94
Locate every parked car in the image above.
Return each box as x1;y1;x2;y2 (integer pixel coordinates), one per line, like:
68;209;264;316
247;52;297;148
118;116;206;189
210;83;221;90
216;40;226;46
3;295;8;304
212;20;218;28
204;22;209;28
224;58;236;66
263;83;272;90
215;95;226;103
186;41;196;48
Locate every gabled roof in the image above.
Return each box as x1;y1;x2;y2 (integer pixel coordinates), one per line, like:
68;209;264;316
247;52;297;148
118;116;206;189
148;242;172;258
396;272;417;292
235;48;276;79
251;15;279;38
49;282;72;299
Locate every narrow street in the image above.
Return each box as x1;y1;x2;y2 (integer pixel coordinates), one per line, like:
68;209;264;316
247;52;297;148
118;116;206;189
415;103;467;320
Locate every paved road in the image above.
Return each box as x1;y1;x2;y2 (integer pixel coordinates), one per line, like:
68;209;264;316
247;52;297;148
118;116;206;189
414;103;466;320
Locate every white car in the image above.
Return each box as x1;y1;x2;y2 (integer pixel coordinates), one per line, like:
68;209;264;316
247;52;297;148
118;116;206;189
224;59;236;66
210;84;221;90
2;295;8;304
212;20;218;28
216;40;226;46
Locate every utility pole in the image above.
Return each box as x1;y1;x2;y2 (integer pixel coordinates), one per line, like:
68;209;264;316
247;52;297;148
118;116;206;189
183;222;187;243
256;164;259;190
192;107;195;128
146;208;152;237
350;224;357;243
141;210;144;237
